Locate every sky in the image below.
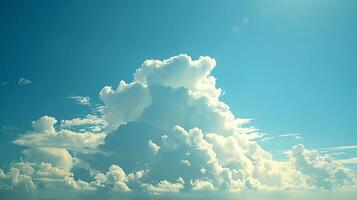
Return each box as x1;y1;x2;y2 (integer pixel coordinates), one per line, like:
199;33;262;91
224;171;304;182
0;0;357;199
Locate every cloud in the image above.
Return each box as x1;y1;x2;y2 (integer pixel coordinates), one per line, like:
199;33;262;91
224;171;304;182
141;177;185;194
289;144;355;190
191;179;215;191
338;157;357;165
96;165;132;192
0;167;35;192
69;96;91;105
148;140;160;155
1;125;19;134
232;25;240;33
133;54;219;99
14;116;106;154
17;77;32;86
60;114;107;133
242;17;249;25
23;147;73;171
1;82;8;86
261;132;303;142
100;80;151;131
232;17;249;34
1;54;356;198
318;145;357;153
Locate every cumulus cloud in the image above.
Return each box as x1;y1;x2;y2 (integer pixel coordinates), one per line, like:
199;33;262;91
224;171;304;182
23;147;73;171
142;177;185;194
289;144;355;190
100;80;151;131
14;116;106;154
1;54;356;199
0;167;35;192
191;179;215;191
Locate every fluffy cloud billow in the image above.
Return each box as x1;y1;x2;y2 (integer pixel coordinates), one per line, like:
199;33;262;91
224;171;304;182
1;54;356;199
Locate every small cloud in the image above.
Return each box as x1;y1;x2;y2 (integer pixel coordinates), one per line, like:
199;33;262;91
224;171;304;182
68;96;91;105
278;133;302;139
260;136;275;142
232;24;240;33
148;139;160;155
180;159;191;167
261;132;303;142
1;82;8;86
295;135;302;140
1;125;19;134
18;77;32;86
243;17;249;25
232;17;249;34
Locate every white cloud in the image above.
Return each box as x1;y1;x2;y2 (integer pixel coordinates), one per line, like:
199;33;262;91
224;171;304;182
141;177;185;194
60;114;107;133
338;157;357;165
261;132;303;142
148;140;160;155
0;162;96;192
23;147;73;171
191;179;215;191
32;116;57;135
180;160;191;167
17;77;32;86
100;55;250;136
0;167;35;192
134;54;219;100
69;96;91;105
318;145;357;153
104;165;131;192
100;80;151;131
14;116;105;153
289;144;355;190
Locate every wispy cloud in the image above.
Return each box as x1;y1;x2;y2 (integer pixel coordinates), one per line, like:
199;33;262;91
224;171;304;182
68;96;91;105
317;145;357;153
318;145;357;152
232;17;249;34
337;157;357;165
17;77;32;86
1;82;8;86
261;132;302;142
232;25;240;33
242;17;249;25
1;125;19;134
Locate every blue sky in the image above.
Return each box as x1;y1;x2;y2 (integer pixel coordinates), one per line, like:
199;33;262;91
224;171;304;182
1;0;356;154
0;0;357;199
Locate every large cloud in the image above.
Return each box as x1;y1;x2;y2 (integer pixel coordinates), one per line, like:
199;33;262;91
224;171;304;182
1;54;356;199
99;54;249;135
